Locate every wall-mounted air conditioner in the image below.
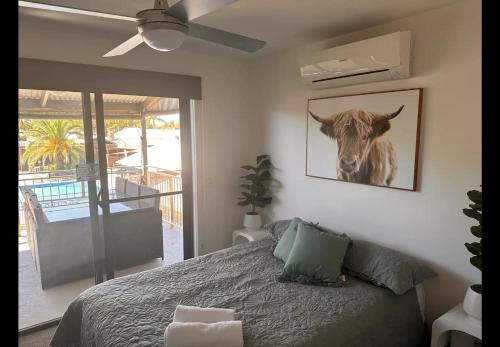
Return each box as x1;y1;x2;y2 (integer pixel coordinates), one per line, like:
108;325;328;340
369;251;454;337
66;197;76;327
300;31;411;89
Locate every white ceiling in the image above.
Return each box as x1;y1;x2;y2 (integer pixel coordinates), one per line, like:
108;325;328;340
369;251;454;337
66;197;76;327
20;0;459;58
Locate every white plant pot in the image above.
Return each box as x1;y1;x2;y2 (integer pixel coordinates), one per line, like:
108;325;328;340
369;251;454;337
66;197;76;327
243;213;262;230
463;284;482;320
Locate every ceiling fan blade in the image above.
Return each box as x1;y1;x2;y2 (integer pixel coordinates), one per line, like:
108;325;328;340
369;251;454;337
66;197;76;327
103;34;144;57
165;0;238;22
19;1;137;22
188;23;266;52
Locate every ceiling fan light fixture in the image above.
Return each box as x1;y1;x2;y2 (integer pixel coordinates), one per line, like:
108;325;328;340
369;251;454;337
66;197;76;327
138;22;189;51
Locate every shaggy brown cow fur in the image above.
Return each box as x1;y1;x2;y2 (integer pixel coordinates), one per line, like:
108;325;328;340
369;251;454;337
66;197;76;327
309;105;404;186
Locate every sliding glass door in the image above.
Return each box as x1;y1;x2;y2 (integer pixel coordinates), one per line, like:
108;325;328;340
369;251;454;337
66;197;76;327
18;90;191;329
18;89;100;330
94;93;185;280
18;58;199;332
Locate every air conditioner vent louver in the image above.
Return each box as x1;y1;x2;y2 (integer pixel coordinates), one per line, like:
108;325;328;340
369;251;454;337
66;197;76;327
312;69;390;83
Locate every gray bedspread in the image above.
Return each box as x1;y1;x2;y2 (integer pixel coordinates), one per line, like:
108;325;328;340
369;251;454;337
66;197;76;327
51;236;426;347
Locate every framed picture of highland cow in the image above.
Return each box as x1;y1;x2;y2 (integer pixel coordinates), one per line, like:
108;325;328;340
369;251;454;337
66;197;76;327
306;88;422;191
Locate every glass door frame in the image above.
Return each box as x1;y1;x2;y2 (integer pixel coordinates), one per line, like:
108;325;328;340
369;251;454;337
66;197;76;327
93;93;193;280
18;90;103;334
81;92;104;284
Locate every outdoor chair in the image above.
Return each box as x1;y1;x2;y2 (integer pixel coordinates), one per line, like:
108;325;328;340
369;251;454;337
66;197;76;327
23;183;163;289
139;186;160;209
126;181;141;196
115;177;128;196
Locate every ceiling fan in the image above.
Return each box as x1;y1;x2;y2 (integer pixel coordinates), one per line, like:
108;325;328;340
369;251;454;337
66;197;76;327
19;0;267;57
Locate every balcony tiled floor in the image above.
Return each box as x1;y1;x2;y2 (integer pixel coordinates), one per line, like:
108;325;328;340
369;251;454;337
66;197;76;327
19;223;183;330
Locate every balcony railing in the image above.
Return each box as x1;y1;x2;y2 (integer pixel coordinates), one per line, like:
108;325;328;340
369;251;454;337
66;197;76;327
18;166;183;231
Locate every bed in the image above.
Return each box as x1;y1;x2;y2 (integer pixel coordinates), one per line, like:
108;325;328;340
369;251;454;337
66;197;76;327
51;235;427;347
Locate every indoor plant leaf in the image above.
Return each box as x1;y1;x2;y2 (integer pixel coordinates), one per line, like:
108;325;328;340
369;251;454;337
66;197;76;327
252;186;266;194
470;225;481;238
241;173;257;180
257;159;271;170
462;208;482;224
254;200;268;208
467;190;482;205
256;154;270;164
470;255;482;271
241;165;257;171
465;242;481;256
257;196;272;204
258;171;271;180
468;203;481;211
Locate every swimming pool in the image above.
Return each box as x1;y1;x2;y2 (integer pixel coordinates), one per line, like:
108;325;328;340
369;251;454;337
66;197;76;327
24;181;98;201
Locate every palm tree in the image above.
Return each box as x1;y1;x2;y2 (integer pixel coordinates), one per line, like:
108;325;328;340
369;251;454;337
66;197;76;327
22;120;84;171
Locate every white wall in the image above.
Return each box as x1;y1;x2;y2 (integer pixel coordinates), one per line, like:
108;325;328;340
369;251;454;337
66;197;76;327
19;17;259;255
249;0;481;323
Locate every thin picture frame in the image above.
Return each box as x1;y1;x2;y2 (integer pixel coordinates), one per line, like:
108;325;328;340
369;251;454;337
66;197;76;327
305;88;423;191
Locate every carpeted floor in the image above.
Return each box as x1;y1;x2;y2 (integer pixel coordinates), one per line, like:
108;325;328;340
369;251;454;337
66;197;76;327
18;326;57;347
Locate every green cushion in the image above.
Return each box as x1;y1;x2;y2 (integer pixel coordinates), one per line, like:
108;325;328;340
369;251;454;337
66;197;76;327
272;217;302;262
283;222;350;285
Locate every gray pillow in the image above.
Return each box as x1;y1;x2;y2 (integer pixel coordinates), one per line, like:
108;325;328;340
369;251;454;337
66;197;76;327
263;219;294;241
343;240;437;295
264;218;342;241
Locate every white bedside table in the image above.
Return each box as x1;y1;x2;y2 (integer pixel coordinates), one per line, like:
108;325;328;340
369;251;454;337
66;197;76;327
232;228;270;246
431;303;481;347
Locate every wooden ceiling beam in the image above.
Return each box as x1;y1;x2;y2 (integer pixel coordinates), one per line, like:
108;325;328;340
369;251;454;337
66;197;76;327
142;97;162;112
40;90;49;107
20;98;144;113
19;113;143;120
143;109;179;117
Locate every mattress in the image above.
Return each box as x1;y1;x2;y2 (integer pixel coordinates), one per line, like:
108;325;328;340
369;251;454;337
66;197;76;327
51;236;426;347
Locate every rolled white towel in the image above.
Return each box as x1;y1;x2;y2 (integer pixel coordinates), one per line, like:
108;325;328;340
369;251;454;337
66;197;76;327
173;305;235;323
165;321;243;347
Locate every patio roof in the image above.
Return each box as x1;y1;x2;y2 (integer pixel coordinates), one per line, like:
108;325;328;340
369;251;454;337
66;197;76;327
19;89;179;119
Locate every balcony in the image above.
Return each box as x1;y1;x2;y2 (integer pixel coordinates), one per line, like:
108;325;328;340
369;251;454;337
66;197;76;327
18;166;184;329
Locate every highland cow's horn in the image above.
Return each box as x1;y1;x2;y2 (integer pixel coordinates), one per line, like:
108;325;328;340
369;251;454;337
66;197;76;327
309;111;325;123
384;105;405;120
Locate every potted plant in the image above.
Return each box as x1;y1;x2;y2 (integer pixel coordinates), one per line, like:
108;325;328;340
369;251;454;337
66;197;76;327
462;189;482;320
238;155;273;230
